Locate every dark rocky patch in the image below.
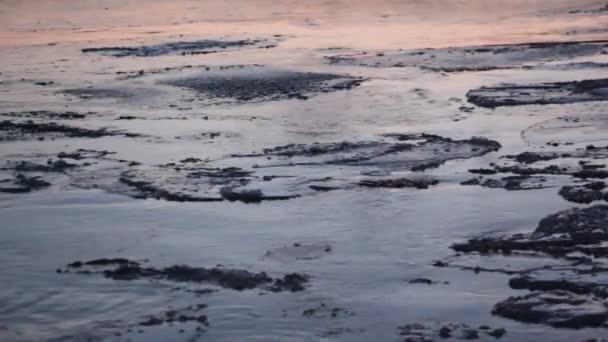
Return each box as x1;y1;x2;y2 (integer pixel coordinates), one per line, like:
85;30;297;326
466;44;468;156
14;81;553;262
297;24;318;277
573;169;608;179
468;168;497;175
461;174;548;191
219;187;298;203
410;160;445;172
174;131;239;141
118;175;223;202
452;205;608;256
67;258;138;268
2;132;499;203
407;278;448;285
460;178;481;186
559;183;606;203
0;175;51;193
82;39;272;57
534;205;608;238
62;88;137;100
492;291;608;328
0;120;138;141
57;149;116;160
581;162;607;170
480;175;548;191
264;243;332;261
450;205;608;328
326;40;608;72
359;177;438;190
504;152;562;164
115;63;263;80
64;259;308;292
115;115;143;120
398;322;506;341
233;133;500;169
5;159;79;172
509;275;608;297
308;185;340;192
569;4;608;14
138;305;209;327
0;111;90;120
302;304;353;319
467;78;608;108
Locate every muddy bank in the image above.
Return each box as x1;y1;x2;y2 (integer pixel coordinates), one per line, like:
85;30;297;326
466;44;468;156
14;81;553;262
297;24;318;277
467;78;608;108
82;38;277;57
326;40;608;72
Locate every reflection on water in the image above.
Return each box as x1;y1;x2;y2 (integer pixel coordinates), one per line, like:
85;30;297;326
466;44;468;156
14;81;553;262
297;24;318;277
1;1;608;341
1;0;608;48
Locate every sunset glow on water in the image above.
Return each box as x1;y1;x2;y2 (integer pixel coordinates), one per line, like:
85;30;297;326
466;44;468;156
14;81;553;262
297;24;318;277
1;1;608;341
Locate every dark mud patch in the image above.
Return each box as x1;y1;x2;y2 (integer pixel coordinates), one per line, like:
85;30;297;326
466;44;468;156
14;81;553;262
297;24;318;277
0;120;140;141
82;39;275;57
63;258;309;292
326;40;608;72
0;111;91;120
398;322;506;341
163;67;365;104
467;78;608;108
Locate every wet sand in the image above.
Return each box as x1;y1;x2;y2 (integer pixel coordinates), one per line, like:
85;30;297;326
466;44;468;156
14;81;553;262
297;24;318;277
1;1;608;341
